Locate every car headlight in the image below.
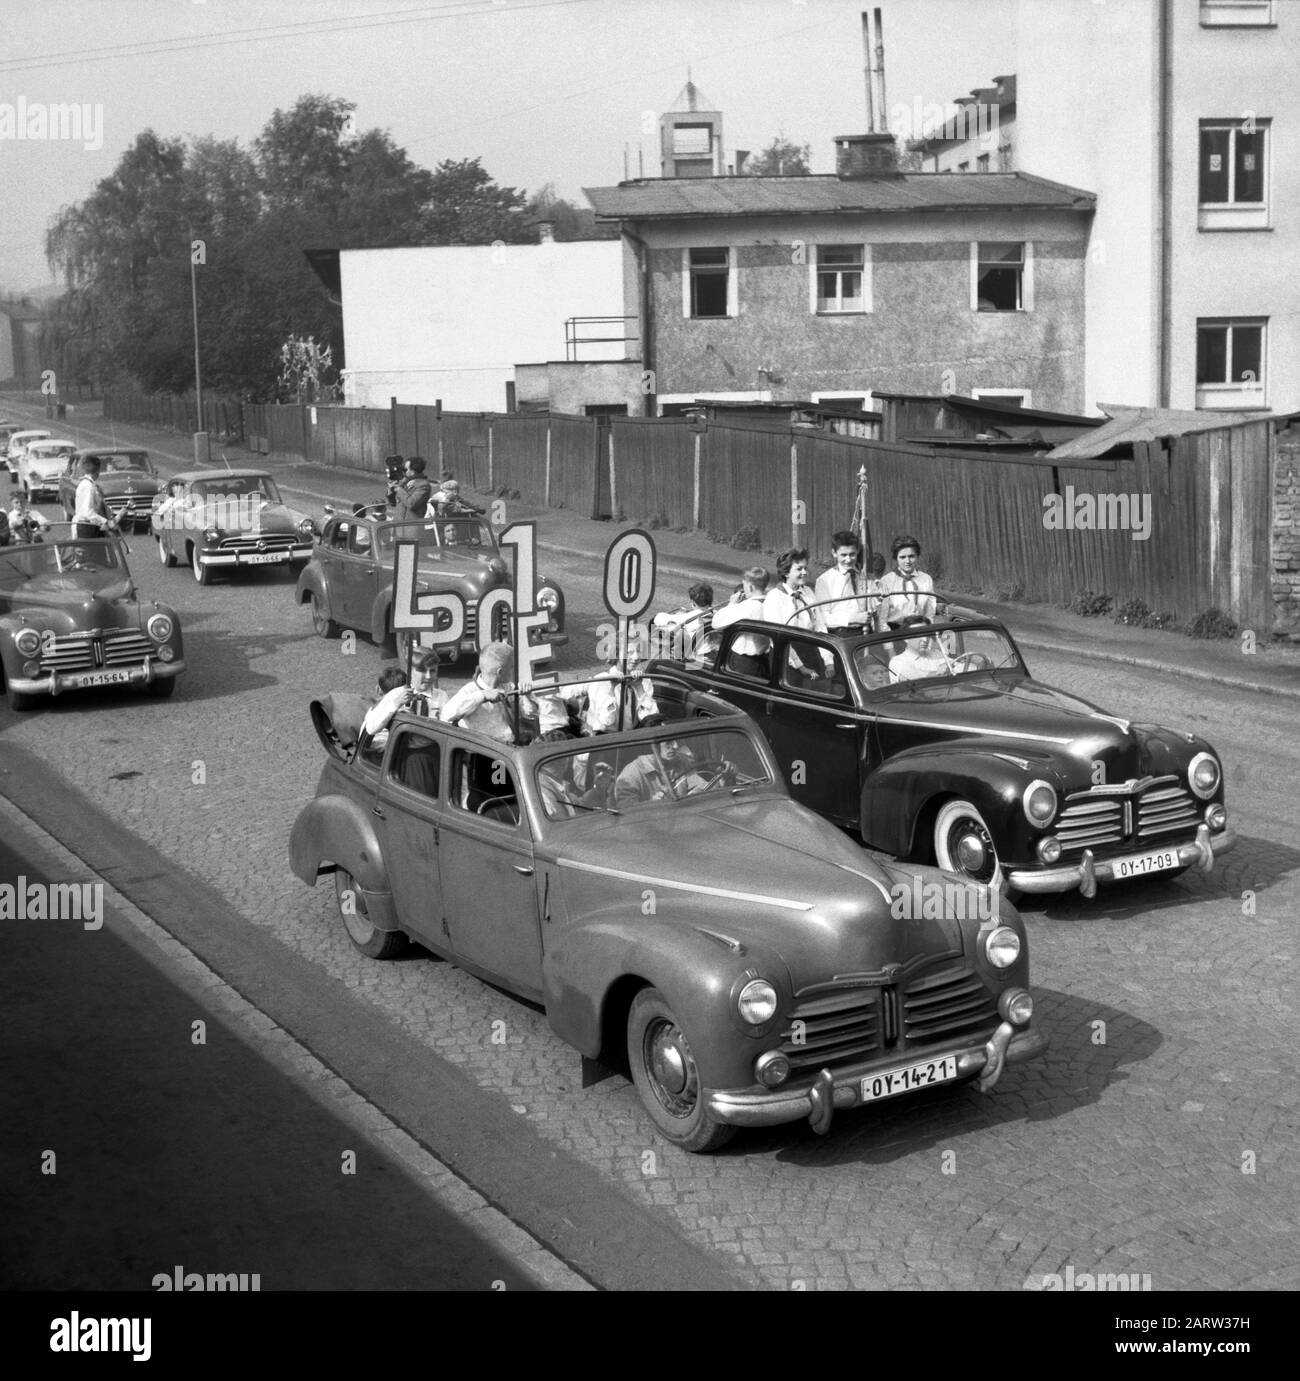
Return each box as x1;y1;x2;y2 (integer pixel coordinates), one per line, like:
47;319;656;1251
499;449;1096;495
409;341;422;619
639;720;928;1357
999;989;1033;1025
984;926;1021;969
147;613;173;643
537;586;559;611
203;527;221;543
14;628;41;657
1188;752;1220;800
1022;779;1057;827
737;978;778;1025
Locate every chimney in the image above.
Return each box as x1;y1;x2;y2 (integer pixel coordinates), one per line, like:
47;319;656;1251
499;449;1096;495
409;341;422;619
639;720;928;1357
835;132;898;177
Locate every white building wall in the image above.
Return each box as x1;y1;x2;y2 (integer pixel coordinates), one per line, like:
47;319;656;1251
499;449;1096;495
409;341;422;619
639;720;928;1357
339;242;625;411
1015;0;1300;414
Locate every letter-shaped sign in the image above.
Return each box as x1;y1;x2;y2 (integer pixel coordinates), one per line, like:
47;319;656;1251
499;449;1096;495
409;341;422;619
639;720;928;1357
391;541;464;650
602;529;657;667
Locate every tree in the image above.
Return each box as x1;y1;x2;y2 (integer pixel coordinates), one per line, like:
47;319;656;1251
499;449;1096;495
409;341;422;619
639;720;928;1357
425;157;529;245
524;184;618;241
744;135;812;176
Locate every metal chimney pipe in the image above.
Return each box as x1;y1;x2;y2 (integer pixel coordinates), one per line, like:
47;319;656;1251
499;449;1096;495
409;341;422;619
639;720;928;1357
861;11;875;131
873;8;887;135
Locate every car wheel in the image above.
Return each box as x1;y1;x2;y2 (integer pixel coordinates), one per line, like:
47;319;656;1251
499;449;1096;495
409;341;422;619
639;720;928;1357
335;869;407;960
933;798;1004;888
145;678;175;698
310;593;340;639
627;987;734;1153
158;536;176;568
191;544;212;586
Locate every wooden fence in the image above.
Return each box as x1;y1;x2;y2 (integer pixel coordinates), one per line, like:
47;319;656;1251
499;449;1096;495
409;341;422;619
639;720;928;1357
229;401;1277;629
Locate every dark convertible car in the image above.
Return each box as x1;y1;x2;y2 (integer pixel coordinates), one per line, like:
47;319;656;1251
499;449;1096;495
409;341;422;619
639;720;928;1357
655;610;1233;897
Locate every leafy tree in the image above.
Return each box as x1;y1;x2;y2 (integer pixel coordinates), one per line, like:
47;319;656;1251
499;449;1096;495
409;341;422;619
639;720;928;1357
425;157;529;245
524;184;618;241
744;135;812;176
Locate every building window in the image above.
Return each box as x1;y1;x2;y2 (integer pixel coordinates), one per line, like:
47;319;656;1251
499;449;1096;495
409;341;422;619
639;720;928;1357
1199;120;1269;229
958;161;970;173
1196;319;1266;408
814;244;866;313
972;242;1030;312
672;124;712;156
971;388;1031;408
685;247;731;318
976;153;990;172
1200;0;1274;25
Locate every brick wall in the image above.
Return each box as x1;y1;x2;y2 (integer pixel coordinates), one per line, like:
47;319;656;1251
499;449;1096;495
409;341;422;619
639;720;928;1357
1273;437;1300;637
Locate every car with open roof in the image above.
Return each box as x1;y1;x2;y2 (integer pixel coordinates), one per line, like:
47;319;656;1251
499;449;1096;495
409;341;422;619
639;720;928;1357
295;506;566;663
60;447;163;532
151;467;318;584
0;521;185;710
653;607;1233;898
289;675;1046;1152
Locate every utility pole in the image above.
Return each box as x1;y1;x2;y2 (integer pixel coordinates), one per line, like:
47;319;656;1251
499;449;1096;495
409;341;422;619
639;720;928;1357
190;230;210;466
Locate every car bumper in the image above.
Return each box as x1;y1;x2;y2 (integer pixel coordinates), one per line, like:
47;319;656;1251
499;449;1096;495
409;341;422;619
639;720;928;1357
705;1021;1048;1136
1008;823;1235;898
199;544;313;568
26;480;62;498
10;658;187;696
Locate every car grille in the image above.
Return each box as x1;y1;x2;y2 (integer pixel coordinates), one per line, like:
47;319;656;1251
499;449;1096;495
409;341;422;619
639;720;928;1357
903;969;1000;1046
105;495;155;518
1057;774;1199;854
39;630;154;673
781;968;998;1075
219;534;298;553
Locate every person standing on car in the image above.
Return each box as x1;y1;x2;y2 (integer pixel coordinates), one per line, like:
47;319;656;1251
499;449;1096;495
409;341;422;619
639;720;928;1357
877;534;937;631
763;548;823;632
815;530;877;634
711;567;771;675
394;456;432;520
72;456;117;540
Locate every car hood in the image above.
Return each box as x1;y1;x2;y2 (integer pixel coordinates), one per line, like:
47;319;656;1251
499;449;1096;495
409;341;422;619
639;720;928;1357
5;577;138;628
406;548;508;588
876;673;1190;784
551;796;967;985
208;501;310;535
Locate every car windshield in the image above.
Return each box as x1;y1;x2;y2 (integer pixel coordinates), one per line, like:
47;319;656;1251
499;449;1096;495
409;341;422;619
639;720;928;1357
377;518;495;553
97;453;152;473
854;625;1023;691
30;444;76;459
0;536;122;583
535;726;773;820
192;475;282;503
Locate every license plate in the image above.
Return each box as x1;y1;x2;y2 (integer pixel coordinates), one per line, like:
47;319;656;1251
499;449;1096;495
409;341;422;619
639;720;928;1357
241;552;287;565
66;669;134;688
1113;848;1180;879
862;1055;959;1103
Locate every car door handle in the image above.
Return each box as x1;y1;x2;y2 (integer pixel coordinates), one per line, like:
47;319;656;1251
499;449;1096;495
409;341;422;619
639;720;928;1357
513;864;534;876
372;805;386;819
834;721;856;729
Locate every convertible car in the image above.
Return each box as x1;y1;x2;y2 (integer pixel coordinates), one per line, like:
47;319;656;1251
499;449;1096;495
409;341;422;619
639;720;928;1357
295;508;566;663
653;610;1233;897
60;448;163;532
152;468;318;584
289;677;1045;1152
0;523;185;710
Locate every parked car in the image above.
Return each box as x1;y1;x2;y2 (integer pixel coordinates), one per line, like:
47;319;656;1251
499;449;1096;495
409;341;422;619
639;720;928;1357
289;677;1046;1151
5;429;51;482
295;508;566;663
151;468;318;584
653;610;1233;897
60;448;163;531
0;522;185;710
17;438;77;502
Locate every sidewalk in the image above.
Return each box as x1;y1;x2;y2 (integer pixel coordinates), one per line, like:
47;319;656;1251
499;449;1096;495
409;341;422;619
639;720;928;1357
13;397;1300;700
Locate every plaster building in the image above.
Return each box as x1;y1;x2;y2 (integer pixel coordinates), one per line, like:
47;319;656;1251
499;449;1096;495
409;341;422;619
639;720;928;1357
908;75;1017;174
327;236;627;413
584;133;1094;416
1013;0;1299;413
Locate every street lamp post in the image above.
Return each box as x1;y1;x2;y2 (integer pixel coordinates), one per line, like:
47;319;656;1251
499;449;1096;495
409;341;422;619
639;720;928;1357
190;231;209;466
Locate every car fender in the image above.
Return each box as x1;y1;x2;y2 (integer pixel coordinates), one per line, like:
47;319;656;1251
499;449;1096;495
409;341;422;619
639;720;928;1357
543;907;791;1088
296;560;326;608
863;743;1060;860
369;587;392;647
288;793;398;929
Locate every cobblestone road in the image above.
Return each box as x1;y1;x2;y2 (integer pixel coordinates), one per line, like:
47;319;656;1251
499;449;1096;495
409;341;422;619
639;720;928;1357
3;477;1296;1291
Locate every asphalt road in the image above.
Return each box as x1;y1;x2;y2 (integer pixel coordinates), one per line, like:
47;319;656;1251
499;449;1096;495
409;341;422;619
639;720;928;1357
2;402;1298;1293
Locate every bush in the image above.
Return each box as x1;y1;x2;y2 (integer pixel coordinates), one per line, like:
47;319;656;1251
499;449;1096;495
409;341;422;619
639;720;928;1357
995;578;1026;602
1067;589;1114;618
1186;608;1238;640
729;525;762;551
1114;599;1177;631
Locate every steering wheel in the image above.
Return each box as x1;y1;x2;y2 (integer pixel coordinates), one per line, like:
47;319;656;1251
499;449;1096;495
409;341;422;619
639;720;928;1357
949;653;992;673
678;758;735;795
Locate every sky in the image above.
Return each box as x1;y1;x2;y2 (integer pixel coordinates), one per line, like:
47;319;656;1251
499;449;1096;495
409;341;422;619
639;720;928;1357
0;0;1015;294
